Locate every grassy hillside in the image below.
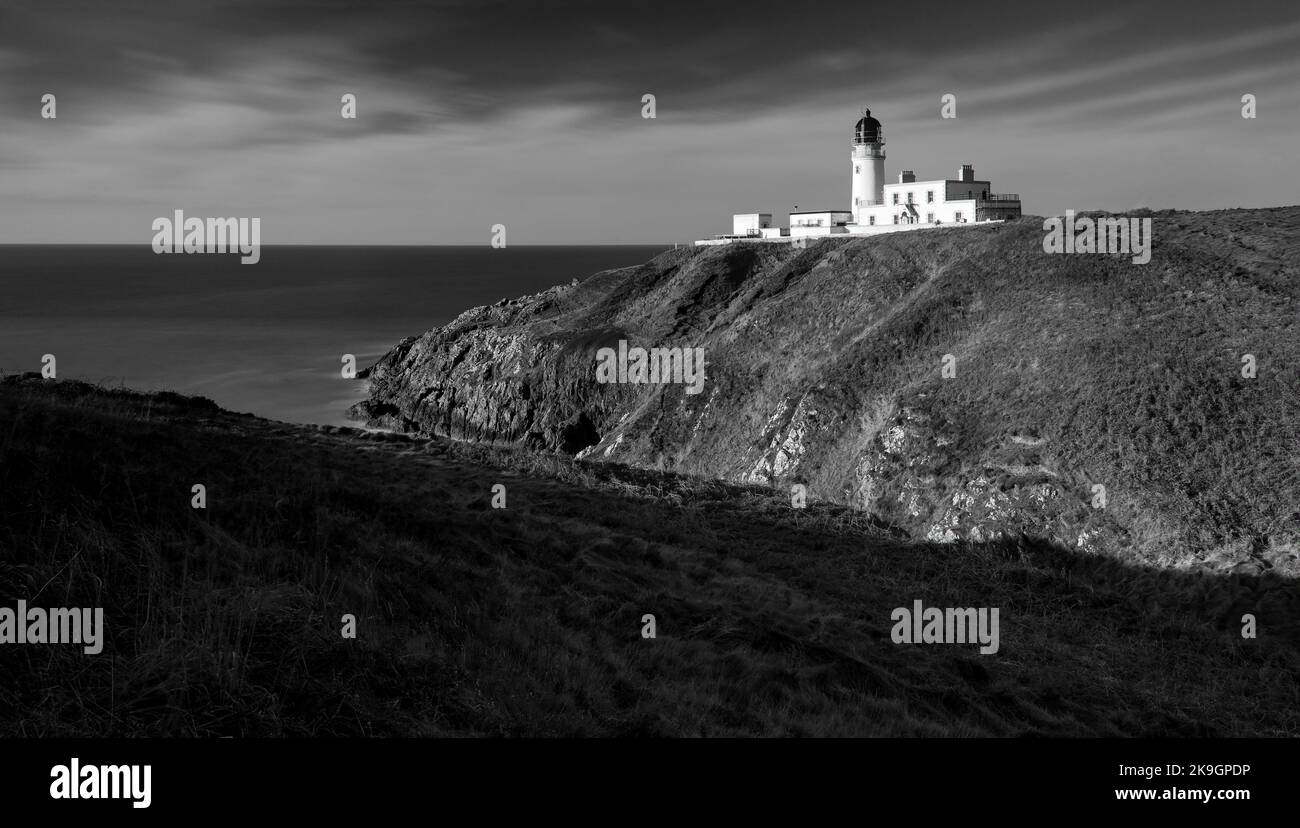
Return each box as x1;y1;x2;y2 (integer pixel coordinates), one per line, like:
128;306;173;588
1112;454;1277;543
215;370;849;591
2;376;1297;736
356;207;1300;574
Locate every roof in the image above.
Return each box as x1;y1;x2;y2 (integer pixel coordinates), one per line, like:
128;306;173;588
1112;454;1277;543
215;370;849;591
854;108;883;142
884;178;991;188
790;209;851;215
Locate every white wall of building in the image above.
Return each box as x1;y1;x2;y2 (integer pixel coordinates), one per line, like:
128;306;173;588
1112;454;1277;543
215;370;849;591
732;213;772;235
790;211;851;227
855;197;978;228
790;211;852;237
883;178;961;207
791;224;850;237
693;218;1010;245
843;217;1004;237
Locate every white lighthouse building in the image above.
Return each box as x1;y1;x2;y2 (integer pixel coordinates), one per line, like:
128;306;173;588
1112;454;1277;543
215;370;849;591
851;109;886;223
699;106;1022;245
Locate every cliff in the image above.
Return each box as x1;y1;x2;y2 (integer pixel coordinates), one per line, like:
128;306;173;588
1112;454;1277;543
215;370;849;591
352;207;1300;574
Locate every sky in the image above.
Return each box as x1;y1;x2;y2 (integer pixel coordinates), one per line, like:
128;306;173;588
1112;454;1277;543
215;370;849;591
0;0;1297;244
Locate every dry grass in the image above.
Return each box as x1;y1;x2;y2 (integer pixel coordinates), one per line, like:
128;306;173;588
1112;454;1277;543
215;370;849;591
1;375;1297;736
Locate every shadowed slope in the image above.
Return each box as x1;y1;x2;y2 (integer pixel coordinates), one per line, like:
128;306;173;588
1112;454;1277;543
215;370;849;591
2;377;1297;736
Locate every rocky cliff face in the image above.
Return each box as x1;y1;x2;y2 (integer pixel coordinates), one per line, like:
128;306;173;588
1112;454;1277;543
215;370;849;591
352;207;1300;575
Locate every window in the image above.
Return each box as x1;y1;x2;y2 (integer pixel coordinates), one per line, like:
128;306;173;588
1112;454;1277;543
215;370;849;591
855;165;861;173
927;212;934;223
955;211;963;222
892;193;899;205
893;215;899;224
927;190;934;203
907;192;914;204
869;216;875;225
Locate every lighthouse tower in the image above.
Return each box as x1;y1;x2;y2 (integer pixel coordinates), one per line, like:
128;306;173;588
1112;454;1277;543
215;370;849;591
851;108;885;224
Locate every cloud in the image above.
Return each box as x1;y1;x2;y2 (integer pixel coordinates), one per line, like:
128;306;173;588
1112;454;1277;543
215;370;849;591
0;0;1296;243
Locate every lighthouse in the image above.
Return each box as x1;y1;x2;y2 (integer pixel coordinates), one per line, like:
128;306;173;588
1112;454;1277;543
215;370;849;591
696;102;1022;244
851;108;885;224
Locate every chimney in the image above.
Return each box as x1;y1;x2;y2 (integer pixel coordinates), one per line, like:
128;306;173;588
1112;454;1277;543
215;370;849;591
958;164;974;182
898;170;915;183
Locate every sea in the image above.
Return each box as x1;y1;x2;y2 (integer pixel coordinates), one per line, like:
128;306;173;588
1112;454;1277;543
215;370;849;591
0;245;669;426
